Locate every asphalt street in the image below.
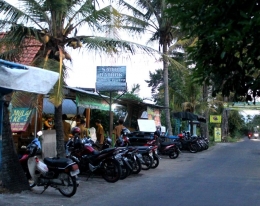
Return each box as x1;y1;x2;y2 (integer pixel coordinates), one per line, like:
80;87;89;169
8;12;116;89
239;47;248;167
1;137;260;206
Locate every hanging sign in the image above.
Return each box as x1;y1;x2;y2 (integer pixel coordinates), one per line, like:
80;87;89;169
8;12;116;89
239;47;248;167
210;115;222;123
96;66;127;91
76;94;109;111
10;108;33;132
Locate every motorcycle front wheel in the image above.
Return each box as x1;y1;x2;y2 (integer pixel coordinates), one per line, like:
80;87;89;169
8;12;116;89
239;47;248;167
120;161;131;180
58;173;77;197
141;154;153;170
151;154;160;168
101;159;122;183
131;157;142;174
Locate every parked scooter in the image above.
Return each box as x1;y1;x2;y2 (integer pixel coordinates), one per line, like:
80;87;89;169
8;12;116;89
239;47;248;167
25;131;80;197
146;133;180;160
67;127;122;183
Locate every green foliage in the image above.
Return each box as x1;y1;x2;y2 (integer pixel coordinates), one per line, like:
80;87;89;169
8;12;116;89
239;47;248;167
228;110;245;137
167;0;260;102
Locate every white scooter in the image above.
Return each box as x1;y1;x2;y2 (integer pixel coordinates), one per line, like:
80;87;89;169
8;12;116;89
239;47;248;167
26;131;80;197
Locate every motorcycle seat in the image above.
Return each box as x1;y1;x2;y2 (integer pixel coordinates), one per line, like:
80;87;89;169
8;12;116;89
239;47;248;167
44;157;74;168
160;142;175;146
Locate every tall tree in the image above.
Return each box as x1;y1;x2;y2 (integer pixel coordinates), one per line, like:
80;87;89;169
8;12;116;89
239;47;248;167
167;0;260;102
118;0;184;135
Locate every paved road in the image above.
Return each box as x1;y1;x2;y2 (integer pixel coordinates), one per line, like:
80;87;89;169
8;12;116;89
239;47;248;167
1;137;260;206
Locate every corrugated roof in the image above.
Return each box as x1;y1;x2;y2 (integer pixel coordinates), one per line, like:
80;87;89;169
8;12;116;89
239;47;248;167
0;32;42;65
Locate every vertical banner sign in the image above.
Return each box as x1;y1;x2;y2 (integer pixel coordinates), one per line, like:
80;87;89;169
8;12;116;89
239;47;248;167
10;108;33;132
96;66;127;91
214;127;222;142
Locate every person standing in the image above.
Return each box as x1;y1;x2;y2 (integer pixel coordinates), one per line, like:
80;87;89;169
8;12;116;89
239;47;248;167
79;119;89;138
95;119;105;144
62;114;71;151
113;119;125;139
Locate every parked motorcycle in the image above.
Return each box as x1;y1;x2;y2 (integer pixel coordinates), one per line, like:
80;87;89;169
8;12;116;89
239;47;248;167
24;131;80;197
143;140;160;168
176;131;200;153
67;127;122;183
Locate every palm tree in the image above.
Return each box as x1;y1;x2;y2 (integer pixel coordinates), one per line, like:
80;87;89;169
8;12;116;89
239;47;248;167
118;0;184;135
0;0;157;191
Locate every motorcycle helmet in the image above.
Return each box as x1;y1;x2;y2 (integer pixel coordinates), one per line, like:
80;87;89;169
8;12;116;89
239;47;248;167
73;136;82;149
121;128;130;136
115;137;123;147
71;127;81;135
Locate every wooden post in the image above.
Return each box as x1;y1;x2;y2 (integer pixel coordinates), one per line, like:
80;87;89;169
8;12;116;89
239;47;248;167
85;108;90;128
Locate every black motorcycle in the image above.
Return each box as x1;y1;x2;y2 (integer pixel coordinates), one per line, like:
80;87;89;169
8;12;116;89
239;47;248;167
67;136;122;183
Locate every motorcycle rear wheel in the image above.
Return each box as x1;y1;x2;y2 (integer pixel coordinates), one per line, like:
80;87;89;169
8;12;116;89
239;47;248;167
58;173;77;197
101;159;122;183
169;148;179;159
189;144;198;153
141;154;153;170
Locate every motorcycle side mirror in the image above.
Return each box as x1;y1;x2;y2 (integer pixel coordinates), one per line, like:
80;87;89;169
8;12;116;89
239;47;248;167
37;131;43;137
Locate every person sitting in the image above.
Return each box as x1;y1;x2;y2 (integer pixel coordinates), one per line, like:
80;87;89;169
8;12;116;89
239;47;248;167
43;115;53;130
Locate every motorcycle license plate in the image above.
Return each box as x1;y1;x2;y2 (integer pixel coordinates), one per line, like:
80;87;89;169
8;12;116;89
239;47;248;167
155;150;158;154
70;169;80;176
133;155;136;160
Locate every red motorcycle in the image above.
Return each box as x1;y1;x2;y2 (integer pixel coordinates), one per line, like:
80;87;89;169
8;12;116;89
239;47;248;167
143;140;160;169
146;134;180;159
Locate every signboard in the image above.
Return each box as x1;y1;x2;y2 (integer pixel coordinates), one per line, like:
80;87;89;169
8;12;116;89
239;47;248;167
76;94;109;111
96;66;127;91
137;119;156;132
10;108;33;132
214;127;221;142
223;102;260;110
210;115;222;123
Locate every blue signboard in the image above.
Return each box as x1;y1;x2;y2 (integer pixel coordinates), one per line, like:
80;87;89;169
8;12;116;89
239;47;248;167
96;66;127;91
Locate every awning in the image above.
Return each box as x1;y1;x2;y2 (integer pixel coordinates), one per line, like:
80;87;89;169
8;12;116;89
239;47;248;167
172;112;206;123
0;59;59;94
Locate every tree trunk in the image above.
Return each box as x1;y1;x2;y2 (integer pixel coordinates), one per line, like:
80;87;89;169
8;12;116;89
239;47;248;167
54;104;65;157
0;101;30;192
201;84;209;139
163;42;172;135
221;109;229;138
